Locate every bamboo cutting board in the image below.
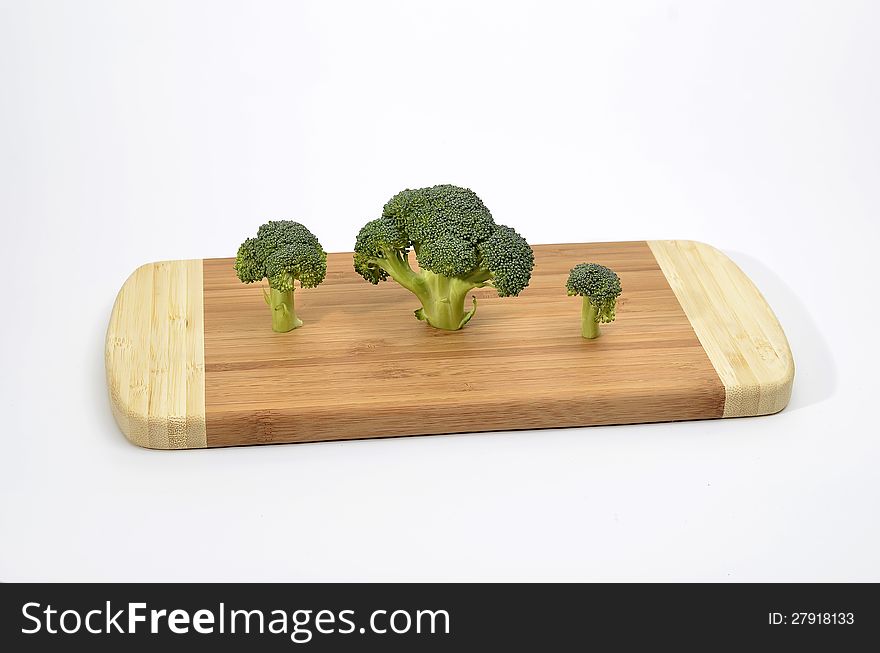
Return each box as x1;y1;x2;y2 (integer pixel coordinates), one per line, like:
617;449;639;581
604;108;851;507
105;241;794;449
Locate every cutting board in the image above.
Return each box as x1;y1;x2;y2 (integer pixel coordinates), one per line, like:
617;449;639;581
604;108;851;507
105;241;794;449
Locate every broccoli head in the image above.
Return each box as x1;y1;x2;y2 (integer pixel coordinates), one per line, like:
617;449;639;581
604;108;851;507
353;185;534;330
566;262;622;339
234;220;327;332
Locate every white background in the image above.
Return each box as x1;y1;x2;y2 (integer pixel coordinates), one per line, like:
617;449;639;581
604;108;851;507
1;0;878;581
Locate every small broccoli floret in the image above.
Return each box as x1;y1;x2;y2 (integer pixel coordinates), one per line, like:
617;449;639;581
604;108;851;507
478;225;534;297
234;220;327;332
353;185;534;330
353;217;410;284
416;234;479;278
566;262;622;339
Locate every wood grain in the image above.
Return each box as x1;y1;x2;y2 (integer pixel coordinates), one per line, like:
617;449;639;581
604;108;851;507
648;240;794;417
201;242;726;446
105;260;206;448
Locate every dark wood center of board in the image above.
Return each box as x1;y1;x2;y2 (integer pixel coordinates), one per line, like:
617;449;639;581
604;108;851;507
202;241;725;446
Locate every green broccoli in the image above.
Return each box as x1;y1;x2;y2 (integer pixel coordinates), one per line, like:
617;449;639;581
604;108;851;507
353;185;534;330
566;263;622;339
234;220;327;332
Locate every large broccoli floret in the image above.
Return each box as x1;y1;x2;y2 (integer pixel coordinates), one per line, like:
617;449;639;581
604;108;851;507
234;220;327;332
353;185;534;330
566;262;622;339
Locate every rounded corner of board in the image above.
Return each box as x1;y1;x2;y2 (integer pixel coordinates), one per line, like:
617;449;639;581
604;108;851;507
723;361;794;419
105;259;208;449
647;239;795;419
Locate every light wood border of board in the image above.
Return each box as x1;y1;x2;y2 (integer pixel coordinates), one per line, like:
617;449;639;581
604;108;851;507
648;240;794;418
105;260;206;449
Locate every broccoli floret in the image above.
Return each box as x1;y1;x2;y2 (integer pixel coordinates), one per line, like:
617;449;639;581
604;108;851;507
566;263;622;339
353;217;409;284
234;220;327;332
353;185;534;330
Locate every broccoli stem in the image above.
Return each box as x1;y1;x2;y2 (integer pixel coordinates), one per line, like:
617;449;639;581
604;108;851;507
375;252;482;330
266;287;303;333
377;249;422;294
581;297;600;339
413;271;478;331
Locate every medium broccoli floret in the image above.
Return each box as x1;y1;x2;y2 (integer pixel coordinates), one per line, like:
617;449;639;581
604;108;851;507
234;220;327;332
566;262;622;339
353;185;534;330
